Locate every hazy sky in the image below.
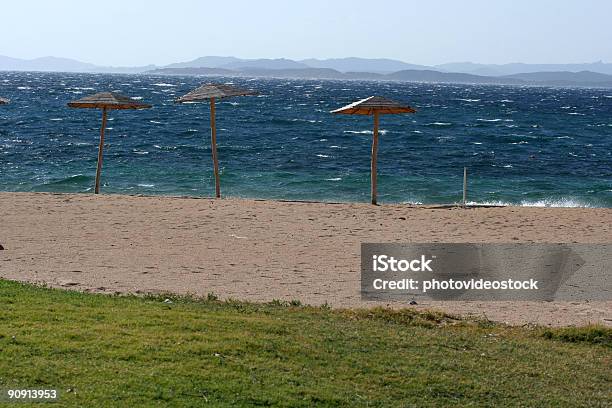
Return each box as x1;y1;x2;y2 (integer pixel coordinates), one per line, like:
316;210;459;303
3;0;611;66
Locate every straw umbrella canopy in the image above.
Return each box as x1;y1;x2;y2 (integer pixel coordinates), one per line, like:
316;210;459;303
0;97;9;105
331;96;416;205
68;92;151;194
176;83;257;198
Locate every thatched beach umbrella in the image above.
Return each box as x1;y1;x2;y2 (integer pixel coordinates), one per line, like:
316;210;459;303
176;83;257;198
68;92;151;194
0;97;9;105
331;96;416;205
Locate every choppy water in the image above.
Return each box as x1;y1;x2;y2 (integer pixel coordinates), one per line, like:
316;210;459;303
0;72;611;207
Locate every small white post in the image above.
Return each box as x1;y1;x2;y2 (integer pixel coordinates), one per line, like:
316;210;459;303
462;167;467;207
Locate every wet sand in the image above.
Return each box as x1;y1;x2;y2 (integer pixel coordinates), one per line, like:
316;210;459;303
1;192;610;326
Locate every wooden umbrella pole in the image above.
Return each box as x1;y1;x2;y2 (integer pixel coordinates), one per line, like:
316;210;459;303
371;111;379;205
210;97;221;198
94;107;108;194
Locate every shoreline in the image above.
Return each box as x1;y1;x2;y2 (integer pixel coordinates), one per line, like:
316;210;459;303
1;191;611;327
7;190;608;209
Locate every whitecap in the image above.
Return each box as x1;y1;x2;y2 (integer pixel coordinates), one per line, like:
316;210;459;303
316;154;330;158
343;129;387;135
476;118;502;122
427;122;452;126
152;83;176;87
137;183;154;187
344;130;372;135
149;120;163;124
131;96;143;100
326;177;341;181
133;150;149;155
50;118;63;121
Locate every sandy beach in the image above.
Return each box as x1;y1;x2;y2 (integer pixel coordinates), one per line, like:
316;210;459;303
1;192;610;327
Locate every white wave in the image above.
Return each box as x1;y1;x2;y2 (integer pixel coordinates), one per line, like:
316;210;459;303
152;83;176;87
329;145;342;149
456;98;480;102
472;142;483;145
131;96;143;100
326;177;342;181
466;198;595;208
344;130;371;135
290;118;320;123
137;183;154;187
499;99;514;103
17;86;31;90
343;130;388;135
149;120;163;124
477;118;503;122
316;154;330;158
50;118;63;121
567;112;585;116
427;122;452;126
133;150;149;155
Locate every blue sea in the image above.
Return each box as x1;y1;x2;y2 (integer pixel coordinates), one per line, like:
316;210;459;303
1;72;611;207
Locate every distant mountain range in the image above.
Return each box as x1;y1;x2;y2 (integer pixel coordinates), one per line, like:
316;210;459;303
2;55;612;87
146;66;612;87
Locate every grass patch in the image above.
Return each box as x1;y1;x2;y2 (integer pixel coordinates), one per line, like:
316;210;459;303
542;325;612;347
0;279;610;407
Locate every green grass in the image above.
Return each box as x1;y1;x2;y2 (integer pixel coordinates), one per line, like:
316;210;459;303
0;280;610;407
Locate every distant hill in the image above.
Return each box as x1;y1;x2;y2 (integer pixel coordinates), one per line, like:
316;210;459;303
2;54;612;87
146;66;612;87
0;55;100;72
385;69;522;85
164;56;242;69
436;61;612;76
300;57;430;73
149;67;345;79
0;55;156;73
500;70;612;87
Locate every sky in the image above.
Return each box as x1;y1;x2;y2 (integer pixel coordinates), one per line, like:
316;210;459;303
3;0;612;67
